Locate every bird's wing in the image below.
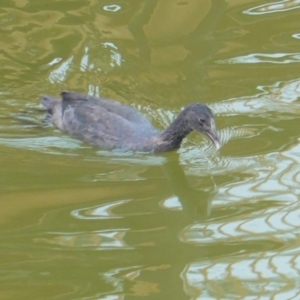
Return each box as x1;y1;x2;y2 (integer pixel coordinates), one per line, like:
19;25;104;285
62;99;143;149
61;91;153;127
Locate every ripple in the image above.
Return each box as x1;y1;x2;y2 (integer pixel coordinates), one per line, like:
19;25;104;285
103;5;122;12
48;56;74;84
71;200;132;219
182;248;300;299
211;79;300;116
181;201;300;244
216;52;300;64
292;32;300;39
243;0;300;15
35;229;131;250
179;125;267;177
0;136;82;154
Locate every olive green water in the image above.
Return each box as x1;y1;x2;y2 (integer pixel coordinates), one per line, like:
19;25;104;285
1;0;300;299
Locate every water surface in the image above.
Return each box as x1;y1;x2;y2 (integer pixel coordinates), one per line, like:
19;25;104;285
1;0;300;299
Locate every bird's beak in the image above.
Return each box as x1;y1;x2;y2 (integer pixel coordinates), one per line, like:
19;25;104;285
207;127;221;150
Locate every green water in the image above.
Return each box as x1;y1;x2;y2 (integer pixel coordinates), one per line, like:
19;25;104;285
1;0;300;299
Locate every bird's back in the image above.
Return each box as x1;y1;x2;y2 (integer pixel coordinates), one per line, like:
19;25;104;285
41;92;158;150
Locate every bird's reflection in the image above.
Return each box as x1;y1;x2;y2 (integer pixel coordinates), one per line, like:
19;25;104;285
161;152;216;221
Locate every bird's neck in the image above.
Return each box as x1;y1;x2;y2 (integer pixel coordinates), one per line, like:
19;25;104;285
158;110;192;150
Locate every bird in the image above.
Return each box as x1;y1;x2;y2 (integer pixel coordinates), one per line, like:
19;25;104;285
41;91;221;152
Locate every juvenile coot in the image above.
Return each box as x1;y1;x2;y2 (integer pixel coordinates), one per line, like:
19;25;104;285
41;91;221;152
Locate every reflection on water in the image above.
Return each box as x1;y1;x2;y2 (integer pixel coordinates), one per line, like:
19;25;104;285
48;56;74;84
0;136;81;154
2;0;300;299
183;249;300;299
183;202;299;244
217;52;300;64
211;79;300;115
244;0;300;15
72;199;132;219
36;229;131;250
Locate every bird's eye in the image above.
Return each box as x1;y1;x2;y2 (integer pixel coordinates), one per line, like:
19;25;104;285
199;118;205;124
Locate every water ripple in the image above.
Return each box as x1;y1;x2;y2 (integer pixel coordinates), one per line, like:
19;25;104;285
216;52;300;64
35;229;131;250
103;5;122;13
0;136;81;154
211;79;300;116
182;248;300;299
180;199;300;244
71;199;132;219
244;0;300;15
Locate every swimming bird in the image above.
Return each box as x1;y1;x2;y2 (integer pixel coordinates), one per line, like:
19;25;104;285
41;91;221;152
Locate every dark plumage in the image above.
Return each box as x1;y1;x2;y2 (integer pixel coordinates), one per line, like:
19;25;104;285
41;91;221;152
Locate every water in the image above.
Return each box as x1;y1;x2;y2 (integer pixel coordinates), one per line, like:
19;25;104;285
1;0;300;299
